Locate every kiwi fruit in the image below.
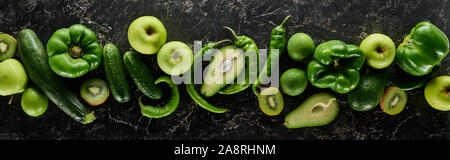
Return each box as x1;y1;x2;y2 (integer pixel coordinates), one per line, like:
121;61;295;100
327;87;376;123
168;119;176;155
380;86;407;115
0;34;17;61
80;78;110;106
258;87;284;116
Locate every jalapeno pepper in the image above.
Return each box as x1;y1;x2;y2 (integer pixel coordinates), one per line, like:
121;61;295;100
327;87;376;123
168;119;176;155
138;76;179;118
185;40;231;113
46;24;102;78
218;27;260;95
252;15;291;96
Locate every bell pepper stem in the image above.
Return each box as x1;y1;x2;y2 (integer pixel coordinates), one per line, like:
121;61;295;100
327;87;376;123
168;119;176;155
333;59;339;68
68;45;83;58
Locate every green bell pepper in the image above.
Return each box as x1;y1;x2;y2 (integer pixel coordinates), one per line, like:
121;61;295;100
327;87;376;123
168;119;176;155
396;22;449;76
307;40;365;94
47;24;102;78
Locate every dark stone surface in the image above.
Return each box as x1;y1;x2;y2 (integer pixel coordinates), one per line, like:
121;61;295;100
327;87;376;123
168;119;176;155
0;0;449;140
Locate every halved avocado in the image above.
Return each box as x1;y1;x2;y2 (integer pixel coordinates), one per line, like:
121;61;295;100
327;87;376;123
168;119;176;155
80;78;110;106
0;34;17;61
284;92;339;128
258;87;284;116
380;86;407;115
201;46;244;97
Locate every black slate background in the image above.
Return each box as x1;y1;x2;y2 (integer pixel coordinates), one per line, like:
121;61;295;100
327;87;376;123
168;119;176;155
0;0;449;140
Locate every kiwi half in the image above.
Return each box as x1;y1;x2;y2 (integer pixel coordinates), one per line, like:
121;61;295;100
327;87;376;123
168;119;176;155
80;78;110;106
258;87;284;116
0;34;17;61
380;87;407;115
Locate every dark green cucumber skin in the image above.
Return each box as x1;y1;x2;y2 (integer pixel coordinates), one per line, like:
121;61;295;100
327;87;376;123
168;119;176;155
103;44;131;103
123;51;162;100
18;29;94;124
347;69;388;111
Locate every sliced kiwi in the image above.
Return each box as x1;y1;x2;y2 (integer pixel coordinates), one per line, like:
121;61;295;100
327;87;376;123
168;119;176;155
380;86;407;115
258;87;284;116
80;78;110;106
0;34;17;61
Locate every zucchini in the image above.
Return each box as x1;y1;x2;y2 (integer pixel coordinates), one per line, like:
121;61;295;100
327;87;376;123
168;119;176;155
103;44;131;103
123;51;162;100
18;29;95;124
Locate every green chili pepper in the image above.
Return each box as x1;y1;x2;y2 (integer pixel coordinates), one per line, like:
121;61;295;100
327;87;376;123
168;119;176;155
387;64;442;91
185;40;231;113
138;76;179;118
47;24;102;78
218;27;260;95
252;15;291;96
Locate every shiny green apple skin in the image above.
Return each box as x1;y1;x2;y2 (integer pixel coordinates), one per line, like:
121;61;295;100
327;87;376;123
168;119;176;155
424;76;450;111
128;16;167;55
360;33;396;69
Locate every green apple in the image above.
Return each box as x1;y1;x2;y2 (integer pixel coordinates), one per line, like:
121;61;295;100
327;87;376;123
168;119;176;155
0;58;28;96
360;33;396;69
128;16;167;55
157;41;193;75
424;76;450;111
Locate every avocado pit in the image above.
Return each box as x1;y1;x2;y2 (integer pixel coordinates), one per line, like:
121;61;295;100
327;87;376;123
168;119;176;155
311;104;325;115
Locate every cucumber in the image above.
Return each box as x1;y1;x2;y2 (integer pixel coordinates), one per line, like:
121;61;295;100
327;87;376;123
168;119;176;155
18;29;95;124
123;51;162;100
347;69;388;111
103;44;131;103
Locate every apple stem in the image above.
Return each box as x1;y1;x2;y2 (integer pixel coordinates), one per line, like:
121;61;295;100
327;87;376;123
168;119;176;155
333;59;339;68
8;95;13;105
376;47;387;54
223;26;239;40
